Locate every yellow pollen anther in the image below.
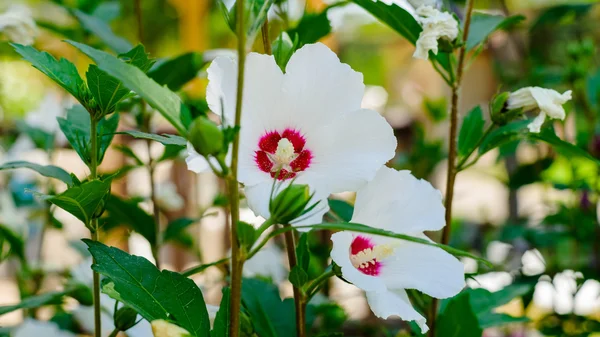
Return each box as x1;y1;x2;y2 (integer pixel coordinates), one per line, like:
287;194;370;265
350;243;397;270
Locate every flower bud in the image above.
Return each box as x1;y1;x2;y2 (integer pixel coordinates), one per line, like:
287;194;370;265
188;117;224;157
151;320;190;337
114;306;138;331
269;184;312;224
490;92;514;126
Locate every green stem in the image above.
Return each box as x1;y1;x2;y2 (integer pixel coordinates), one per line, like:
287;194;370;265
456;124;495;171
147;143;161;268
255;217;275;238
108;328;119;337
90;117;102;337
429;1;475;336
229;0;247;335
304;266;335;301
261;18;272;55
283;225;306;337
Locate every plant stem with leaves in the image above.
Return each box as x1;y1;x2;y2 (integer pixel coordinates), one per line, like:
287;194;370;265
283;225;306;337
429;1;475;336
90;117;102;337
228;0;247;334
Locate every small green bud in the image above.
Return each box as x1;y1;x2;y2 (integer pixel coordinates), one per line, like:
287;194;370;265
490;92;511;125
188;117;224;157
114;306;138;331
151;320;190;337
269;184;312;224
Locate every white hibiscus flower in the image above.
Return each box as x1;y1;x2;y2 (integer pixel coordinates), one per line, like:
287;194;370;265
330;167;465;332
506;86;572;133
413;6;459;60
13;319;75;337
186;43;396;226
154;181;185;212
0;4;37;45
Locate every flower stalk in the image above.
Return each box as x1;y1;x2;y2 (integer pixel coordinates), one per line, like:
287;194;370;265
90;117;102;337
429;1;475;336
228;0;247;334
282;224;306;337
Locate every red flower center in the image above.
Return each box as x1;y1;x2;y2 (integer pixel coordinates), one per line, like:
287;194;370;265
350;235;385;276
255;128;312;180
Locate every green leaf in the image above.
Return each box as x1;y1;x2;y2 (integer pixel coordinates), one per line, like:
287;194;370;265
436;292;482;337
458;106;485;157
241;278;295;337
237;221;257;249
67;41;189;135
16;121;54;151
86;65;130;115
163;218;198;243
0;286;83;316
228;0;275;44
71;9;133;53
181;258;229;277
296;233;310;272
85;240;211;337
327;199;353;222
479;120;530;155
112;145;144;166
11;44;85;103
0;161;73;186
40;179;111;227
57;105;119;166
148;52;206;91
289;266;309;288
467;13;525;50
351;0;421;44
104;194;156;245
119;130;187;147
529;128;600;166
211;287;230;337
271;32;296;71
0;224;25;263
287;7;332;46
118;45;156;72
463;282;534;328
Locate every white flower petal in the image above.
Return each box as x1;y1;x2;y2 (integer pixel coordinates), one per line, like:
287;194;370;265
507;87;572;133
351;167;445;233
379;239;465;299
244;244;287;283
330;231;386;292
365;289;429;333
413;6;458;60
0;5;37;45
300;108;396;194
185;142;219;173
282;43;365;131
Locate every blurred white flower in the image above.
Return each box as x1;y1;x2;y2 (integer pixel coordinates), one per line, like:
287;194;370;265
155;182;185;212
151;320;189;337
407;0;440;8
521;249;546;276
0;4;37;45
188;43;396;228
13;319;75;337
413;6;458;60
25;92;68;135
327;0;415;33
486;241;512;265
506;87;572;133
330;167;465;333
574;279;600;316
467;271;513;292
533;270;584;315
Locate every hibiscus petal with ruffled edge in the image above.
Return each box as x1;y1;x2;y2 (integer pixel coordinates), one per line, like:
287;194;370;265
351;166;445;234
365;289;429;333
